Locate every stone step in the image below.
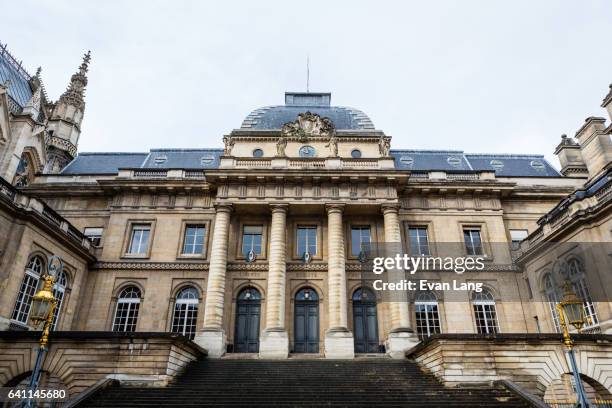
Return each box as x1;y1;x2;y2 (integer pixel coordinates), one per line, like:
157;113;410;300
77;359;533;407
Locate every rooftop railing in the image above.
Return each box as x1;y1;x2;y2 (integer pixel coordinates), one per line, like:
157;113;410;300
0;176;92;252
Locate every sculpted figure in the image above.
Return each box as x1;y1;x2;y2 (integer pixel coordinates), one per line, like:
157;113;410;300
326;133;338;157
223;135;234;156
378;136;390;157
321;117;334;136
281;112;334;140
276;136;287;157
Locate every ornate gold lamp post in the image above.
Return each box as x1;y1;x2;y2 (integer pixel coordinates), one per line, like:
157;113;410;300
555;281;590;408
25;256;62;408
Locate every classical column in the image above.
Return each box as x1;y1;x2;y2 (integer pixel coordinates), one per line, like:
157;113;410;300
381;203;419;358
260;204;289;358
324;203;354;359
194;203;232;357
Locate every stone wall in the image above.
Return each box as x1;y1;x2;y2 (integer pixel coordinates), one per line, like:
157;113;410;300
0;332;206;396
408;334;612;399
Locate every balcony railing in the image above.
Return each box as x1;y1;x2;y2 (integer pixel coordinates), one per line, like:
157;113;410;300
341;158;379;169
447;173;479;180
288;159;326;169
236;159;272;168
0;177;17;200
0;176;92;251
133;170;168;178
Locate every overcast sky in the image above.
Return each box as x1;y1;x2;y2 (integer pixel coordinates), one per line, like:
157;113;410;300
3;0;611;166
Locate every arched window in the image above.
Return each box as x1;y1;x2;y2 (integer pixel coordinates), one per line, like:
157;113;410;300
543;272;561;332
11;256;44;325
51;271;68;329
112;286;141;332
171;287;199;339
472;288;499;334
567;258;599;329
295;287;318;301
238;287;262;301
415;291;441;339
352;287;375;302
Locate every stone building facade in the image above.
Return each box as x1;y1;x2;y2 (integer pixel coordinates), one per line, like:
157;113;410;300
0;44;611;398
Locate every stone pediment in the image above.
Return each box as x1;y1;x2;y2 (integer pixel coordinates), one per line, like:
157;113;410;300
281;111;335;140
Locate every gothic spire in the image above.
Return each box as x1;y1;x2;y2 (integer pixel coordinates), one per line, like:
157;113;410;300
58;50;91;110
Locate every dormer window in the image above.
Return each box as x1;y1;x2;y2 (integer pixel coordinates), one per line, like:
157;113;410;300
490;159;504;169
200;156;214;165
154;155;167;165
447;156;462;167
399;156;414;166
530;160;545;170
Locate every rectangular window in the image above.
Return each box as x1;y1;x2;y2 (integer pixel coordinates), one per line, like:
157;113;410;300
509;229;528;250
463;228;483;255
128;224;151;255
351;226;371;257
296;226;317;257
182;224;206;255
408;227;430;256
84;227;103;247
242;225;263;258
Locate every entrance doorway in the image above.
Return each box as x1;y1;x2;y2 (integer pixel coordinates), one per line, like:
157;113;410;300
294;287;319;353
234;287;261;352
352;287;379;353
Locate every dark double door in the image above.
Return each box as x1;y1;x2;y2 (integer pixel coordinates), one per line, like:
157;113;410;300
294;300;319;353
353;299;379;353
235;297;261;353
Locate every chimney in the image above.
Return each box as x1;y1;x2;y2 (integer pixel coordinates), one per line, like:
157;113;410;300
602;84;612;121
284;92;331;107
574;116;612;179
554;134;588;177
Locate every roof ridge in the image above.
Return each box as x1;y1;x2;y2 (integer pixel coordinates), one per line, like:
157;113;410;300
77;152;148;155
0;43;32;80
465;153;545;158
150;148;223;152
391;149;464;154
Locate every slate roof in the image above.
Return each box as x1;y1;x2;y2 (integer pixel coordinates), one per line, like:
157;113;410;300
0;46;33;110
391;150;473;172
241;105;375;130
60;150;223;174
61;153;150;174
464;154;561;177
240;92;375;130
61;148;561;177
391;150;560;177
141;149;223;169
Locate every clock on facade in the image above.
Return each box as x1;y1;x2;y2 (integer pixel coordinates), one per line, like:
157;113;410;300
299;145;316;158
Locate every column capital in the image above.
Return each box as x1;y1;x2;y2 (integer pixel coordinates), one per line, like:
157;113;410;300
325;203;345;214
214;203;233;213
269;203;289;213
381;203;400;215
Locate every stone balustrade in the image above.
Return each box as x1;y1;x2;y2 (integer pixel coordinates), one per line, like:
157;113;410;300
0;332;206;397
0;177;93;252
408;334;612;399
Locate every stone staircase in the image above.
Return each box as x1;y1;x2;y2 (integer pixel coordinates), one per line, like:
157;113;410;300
78;359;534;407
